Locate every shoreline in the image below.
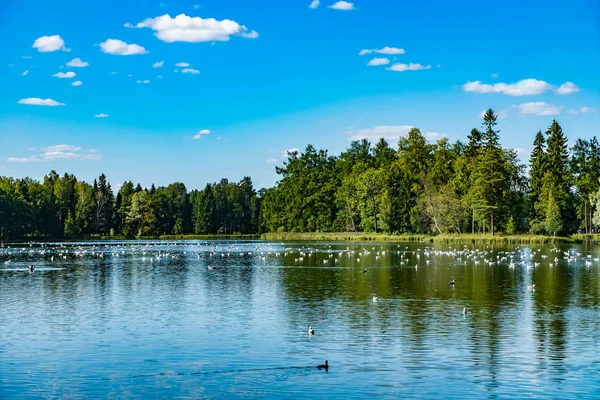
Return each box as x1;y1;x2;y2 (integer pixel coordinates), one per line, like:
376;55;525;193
2;233;592;245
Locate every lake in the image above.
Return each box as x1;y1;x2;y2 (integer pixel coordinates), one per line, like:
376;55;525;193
1;240;599;399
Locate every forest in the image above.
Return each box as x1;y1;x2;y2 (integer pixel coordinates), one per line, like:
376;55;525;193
1;110;599;240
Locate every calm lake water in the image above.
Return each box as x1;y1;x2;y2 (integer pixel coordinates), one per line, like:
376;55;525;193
1;240;599;399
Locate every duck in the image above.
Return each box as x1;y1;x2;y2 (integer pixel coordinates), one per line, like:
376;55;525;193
317;360;329;371
28;265;34;272
207;266;218;271
463;307;467;316
372;295;378;302
362;269;368;273
308;326;314;335
448;279;456;285
527;283;536;291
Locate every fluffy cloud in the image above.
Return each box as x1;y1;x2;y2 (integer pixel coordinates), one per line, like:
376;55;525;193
367;57;390;66
18;98;64;106
193;129;210;139
94;113;109;118
53;71;76;78
8;145;101;163
22;70;29;76
32;35;70;52
175;62;190;67
181;68;200;74
491;73;499;78
136;80;151;84
100;39;148;55
517;102;562;116
128;13;259;43
71;80;82;86
359;47;405;56
568;106;597;115
282;148;300;157
386;63;431;72
153;61;164;68
348;125;444;142
556;82;579;95
329;1;355;10
66;58;89;67
463;79;553;96
309;0;320;8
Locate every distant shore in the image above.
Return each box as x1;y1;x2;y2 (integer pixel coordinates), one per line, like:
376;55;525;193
260;232;582;244
2;233;593;244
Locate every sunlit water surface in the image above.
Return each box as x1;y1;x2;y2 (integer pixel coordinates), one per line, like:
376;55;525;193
1;240;599;399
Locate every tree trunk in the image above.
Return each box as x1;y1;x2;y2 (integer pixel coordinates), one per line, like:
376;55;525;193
585;200;588;234
346;198;356;232
472;208;475;234
491;211;494;236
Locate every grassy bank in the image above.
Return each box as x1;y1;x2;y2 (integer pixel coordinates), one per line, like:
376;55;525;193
260;232;579;244
260;232;429;242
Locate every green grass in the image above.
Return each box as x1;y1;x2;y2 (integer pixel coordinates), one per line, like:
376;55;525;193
260;232;578;244
260;232;430;242
571;233;600;242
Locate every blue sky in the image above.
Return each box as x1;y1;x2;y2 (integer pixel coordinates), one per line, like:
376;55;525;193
1;0;599;190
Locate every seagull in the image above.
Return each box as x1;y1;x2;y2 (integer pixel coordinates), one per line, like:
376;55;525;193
308;326;314;335
208;266;218;271
372;295;378;302
448;279;456;285
28;265;34;273
463;307;467;316
362;269;368;273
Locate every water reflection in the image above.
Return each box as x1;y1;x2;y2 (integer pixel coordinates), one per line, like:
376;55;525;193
0;240;599;399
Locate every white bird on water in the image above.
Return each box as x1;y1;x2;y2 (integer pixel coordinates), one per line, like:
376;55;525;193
308;326;314;335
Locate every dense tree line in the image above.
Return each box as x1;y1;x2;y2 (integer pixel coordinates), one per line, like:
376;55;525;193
0;173;260;239
261;110;600;236
1;110;599;240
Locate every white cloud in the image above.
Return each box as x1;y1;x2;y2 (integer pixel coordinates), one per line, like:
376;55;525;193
181;68;200;74
111;71;118;75
128;13;259;43
329;1;355;10
491;73;499;78
580;106;597;113
94;113;109;118
18;98;64;106
53;71;76;78
556;82;579;95
282;148;300;157
478;109;508;119
309;0;320;8
517;102;562;116
386;63;431;72
22;70;29;76
66;58;89;67
71;80;82;86
175;62;190;67
136;80;151;84
100;39;148;55
192;4;200;9
462;78;553;96
193;129;210;139
347;125;445;142
32;35;70;52
360;46;405;56
7;156;43;163
8;144;101;163
46;145;81;152
367;57;390;66
267;158;278;163
153;61;164;68
157;75;163;79
22;56;32;59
